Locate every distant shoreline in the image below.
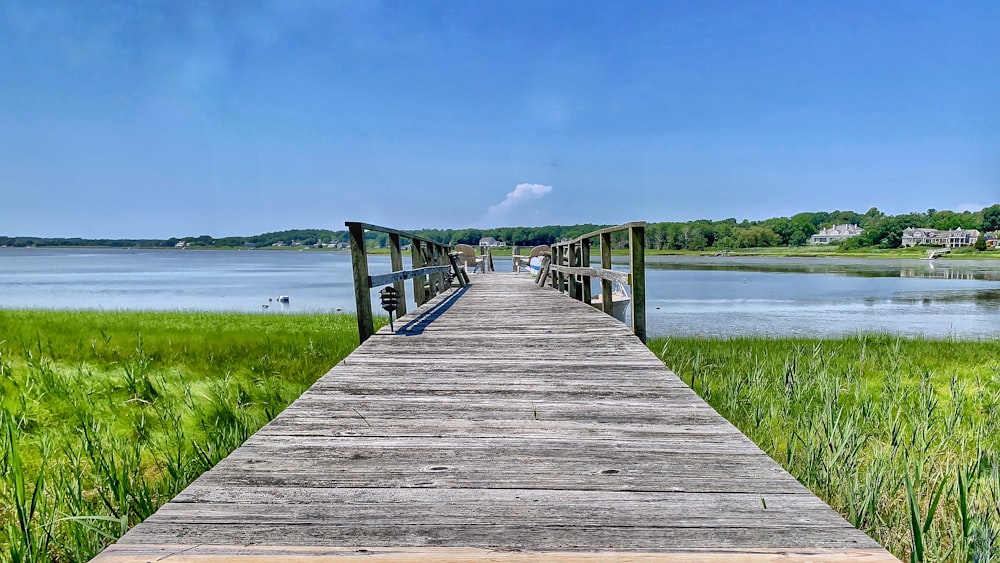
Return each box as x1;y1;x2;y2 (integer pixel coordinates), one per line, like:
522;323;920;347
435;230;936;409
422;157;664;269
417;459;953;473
3;244;998;260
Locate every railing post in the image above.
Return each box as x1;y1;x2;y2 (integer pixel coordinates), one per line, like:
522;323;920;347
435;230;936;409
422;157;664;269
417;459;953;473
556;246;566;293
568;242;580;300
411;241;426;306
512;246;519;272
389;233;407;318
629;224;646;343
348;223;375;344
600;232;613;315
581;238;592;305
428;245;439;297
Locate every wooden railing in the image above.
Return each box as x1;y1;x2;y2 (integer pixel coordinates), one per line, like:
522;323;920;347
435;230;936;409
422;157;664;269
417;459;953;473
543;222;646;342
346;222;467;343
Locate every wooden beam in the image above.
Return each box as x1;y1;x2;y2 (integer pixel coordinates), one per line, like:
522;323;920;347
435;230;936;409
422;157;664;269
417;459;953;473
581;238;592;306
344;222;441;247
601;232;613;316
410;241;426;306
549;265;629;284
388;233;406;317
368;266;455;288
567;242;580;301
550;222;647;248
348;222;374;344
629;224;646;343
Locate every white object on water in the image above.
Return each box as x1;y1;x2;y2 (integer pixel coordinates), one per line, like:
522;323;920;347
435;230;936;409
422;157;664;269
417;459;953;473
278;295;290;303
591;281;631;323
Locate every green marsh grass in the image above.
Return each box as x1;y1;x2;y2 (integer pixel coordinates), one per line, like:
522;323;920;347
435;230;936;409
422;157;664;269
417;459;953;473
651;335;1000;562
0;309;364;562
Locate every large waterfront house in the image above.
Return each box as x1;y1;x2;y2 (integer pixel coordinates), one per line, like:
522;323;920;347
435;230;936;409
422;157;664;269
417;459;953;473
901;227;982;248
808;224;863;244
478;237;505;247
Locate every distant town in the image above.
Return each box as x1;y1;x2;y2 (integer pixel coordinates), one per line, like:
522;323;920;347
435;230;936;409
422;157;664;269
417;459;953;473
2;204;998;253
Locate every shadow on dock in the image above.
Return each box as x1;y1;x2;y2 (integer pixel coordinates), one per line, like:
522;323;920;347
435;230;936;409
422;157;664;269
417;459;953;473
391;285;469;336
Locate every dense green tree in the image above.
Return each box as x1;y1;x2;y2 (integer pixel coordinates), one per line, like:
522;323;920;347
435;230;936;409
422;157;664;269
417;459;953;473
983;205;1000;232
974;235;987;251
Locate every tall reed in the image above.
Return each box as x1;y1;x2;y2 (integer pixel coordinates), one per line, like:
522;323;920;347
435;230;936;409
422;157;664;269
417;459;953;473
0;309;364;562
651;335;1000;562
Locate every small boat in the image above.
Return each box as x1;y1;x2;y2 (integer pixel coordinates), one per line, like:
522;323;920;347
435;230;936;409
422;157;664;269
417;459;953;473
528;255;544;278
277;295;290;304
591;281;631;323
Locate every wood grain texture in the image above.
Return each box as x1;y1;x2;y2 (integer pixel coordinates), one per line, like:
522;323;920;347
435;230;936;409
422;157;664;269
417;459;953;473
98;273;898;562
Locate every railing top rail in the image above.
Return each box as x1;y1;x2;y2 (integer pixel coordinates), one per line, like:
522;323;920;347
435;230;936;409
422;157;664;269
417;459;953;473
344;221;450;248
550;221;646;248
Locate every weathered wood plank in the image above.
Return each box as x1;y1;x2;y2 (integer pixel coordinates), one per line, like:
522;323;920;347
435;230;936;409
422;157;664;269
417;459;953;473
94;544;899;562
101;273;896;562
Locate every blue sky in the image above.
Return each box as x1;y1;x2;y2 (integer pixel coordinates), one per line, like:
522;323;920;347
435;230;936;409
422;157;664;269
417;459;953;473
1;1;997;238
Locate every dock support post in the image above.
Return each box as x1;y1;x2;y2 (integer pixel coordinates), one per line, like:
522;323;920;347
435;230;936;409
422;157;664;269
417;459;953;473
568;242;580;300
581;238;592;305
429;245;441;298
348;223;375;344
411;241;426;306
389;233;407;318
600;232;613;315
629;224;646;343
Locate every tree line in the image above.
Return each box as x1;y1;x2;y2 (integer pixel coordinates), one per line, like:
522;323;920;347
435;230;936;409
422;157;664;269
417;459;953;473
3;205;998;251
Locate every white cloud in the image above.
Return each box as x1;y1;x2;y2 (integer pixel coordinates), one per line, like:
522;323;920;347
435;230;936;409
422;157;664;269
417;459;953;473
486;183;554;218
956;203;986;213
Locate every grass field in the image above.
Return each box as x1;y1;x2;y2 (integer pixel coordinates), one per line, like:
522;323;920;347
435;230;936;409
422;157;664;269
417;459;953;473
4;309;998;562
651;335;1000;562
0;310;365;562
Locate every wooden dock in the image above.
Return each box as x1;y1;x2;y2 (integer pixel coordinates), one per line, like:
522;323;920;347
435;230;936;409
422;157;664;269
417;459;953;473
96;273;897;562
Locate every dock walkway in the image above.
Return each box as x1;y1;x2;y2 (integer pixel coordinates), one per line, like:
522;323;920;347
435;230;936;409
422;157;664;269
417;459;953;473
97;273;896;561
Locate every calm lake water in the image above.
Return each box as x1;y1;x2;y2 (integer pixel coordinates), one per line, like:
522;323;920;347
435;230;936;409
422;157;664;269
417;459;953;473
2;248;999;339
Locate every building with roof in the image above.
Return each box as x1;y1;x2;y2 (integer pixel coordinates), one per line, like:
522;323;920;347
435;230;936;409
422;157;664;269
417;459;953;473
901;227;982;248
808;224;863;244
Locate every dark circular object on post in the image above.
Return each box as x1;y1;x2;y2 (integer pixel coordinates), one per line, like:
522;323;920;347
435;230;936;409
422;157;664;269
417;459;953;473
379;286;399;313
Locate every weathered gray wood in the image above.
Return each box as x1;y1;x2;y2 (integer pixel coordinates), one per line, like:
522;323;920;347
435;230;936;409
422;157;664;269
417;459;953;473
630;224;646;342
344;222;440;247
601;231;614;315
429;245;443;297
555;221;647;246
368;265;453;288
446;252;468;287
96;544;896;562
550;265;629;284
567;242;580;299
103;273;895;562
410;240;426;305
347;222;374;343
388;233;407;317
581;238;592;305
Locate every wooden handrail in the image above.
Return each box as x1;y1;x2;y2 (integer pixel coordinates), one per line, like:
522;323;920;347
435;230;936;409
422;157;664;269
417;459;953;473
546;222;646;342
347;222;468;343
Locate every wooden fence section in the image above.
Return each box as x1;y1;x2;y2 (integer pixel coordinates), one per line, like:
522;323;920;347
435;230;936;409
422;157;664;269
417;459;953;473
345;222;466;343
97;273;897;562
547;222;646;342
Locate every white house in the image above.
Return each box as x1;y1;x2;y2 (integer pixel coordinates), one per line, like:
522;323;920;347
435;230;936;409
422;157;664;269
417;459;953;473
901;227;981;248
479;237;504;247
808;224;863;244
